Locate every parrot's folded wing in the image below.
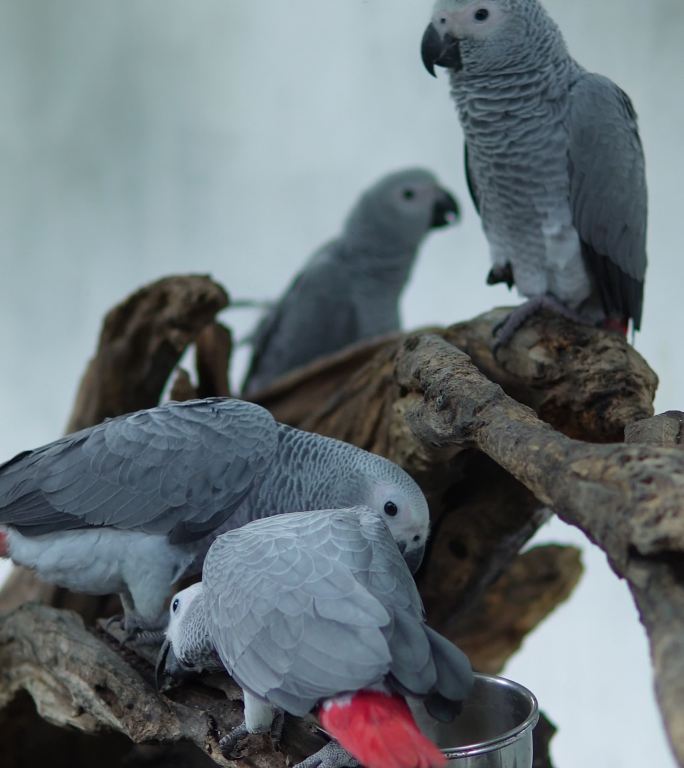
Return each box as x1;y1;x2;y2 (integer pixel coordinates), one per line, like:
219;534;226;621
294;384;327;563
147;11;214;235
568;72;648;328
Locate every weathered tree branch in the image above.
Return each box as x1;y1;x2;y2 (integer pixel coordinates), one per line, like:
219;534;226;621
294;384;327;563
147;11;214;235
195;323;232;399
626;411;684;448
623;412;684;766
392;334;679;566
451;545;583;674
0;604;325;768
0;278;664;766
444;308;657;441
383;333;682;765
255;308;657;443
66;275;229;433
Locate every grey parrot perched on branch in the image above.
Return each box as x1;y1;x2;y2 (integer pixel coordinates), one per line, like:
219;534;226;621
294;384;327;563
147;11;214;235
242;168;460;395
421;0;648;344
0;399;430;634
157;507;473;768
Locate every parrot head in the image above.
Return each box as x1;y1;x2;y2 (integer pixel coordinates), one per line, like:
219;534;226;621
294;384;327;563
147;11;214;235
155;582;209;689
422;0;540;77
341;455;431;573
347;168;460;249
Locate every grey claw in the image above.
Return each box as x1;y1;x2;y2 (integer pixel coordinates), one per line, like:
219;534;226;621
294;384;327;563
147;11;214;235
270;709;285;749
219;723;250;757
104;613;124;632
491;294;587;351
491;306;534;348
102;614;136;646
486;264;514;289
491;317;507;339
129;629;166;646
491;315;518;354
292;740;360;768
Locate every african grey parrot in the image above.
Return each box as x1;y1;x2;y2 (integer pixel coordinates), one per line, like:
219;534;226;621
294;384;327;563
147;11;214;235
242;169;460;395
421;0;648;343
0;399;430;633
157;507;473;768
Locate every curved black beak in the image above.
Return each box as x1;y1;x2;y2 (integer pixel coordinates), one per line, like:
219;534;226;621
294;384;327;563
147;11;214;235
155;638;171;690
155;638;195;690
397;540;427;574
405;543;426;574
421;23;463;77
431;190;461;229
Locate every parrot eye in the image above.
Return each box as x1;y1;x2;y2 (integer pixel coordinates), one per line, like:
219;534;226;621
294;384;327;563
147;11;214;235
172;598;180;613
439;17;447;24
384;501;399;517
402;189;416;201
474;8;490;21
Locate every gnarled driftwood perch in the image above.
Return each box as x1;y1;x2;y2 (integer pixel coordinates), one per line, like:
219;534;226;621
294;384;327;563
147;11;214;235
1;276;671;766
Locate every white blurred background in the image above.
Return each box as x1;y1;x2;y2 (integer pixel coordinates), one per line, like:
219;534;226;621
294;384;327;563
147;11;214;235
0;1;682;765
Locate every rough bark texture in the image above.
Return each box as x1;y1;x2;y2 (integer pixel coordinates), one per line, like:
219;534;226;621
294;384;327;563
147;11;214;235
626;411;684;449
65;274;229;433
384;334;681;765
0;278;667;766
444;308;656;442
254;308;657;444
623;411;684;767
195;322;232;399
451;545;583;674
0;604;324;768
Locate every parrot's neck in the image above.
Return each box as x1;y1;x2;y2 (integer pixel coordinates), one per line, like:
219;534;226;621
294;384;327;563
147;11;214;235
251;426;361;514
177;591;221;671
338;239;413;337
449;50;581;152
451;51;578;109
351;250;416;294
338;237;418;296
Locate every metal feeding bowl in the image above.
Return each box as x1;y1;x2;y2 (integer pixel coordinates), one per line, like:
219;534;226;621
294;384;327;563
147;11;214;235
418;673;539;767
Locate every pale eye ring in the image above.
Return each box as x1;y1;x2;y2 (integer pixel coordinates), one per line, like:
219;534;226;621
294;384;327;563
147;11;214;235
474;8;490;21
172;598;180;613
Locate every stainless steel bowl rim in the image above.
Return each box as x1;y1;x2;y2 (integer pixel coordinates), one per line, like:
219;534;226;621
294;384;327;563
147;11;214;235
440;673;539;758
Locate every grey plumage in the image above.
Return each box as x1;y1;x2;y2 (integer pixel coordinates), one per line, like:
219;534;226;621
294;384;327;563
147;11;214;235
422;0;647;332
162;507;473;719
0;398;276;542
243;169;460;395
567;74;646;325
0;399;430;629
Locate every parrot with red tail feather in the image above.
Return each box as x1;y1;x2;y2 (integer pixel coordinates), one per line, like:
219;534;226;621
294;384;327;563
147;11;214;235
156;507;472;768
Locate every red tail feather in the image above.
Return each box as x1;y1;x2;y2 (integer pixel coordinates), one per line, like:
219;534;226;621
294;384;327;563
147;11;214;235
603;317;629;336
0;530;8;558
319;691;446;768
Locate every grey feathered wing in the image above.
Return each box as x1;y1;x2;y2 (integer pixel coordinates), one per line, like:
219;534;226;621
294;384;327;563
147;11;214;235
0;398;278;543
242;241;359;395
203;507;472;717
568;72;648;329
